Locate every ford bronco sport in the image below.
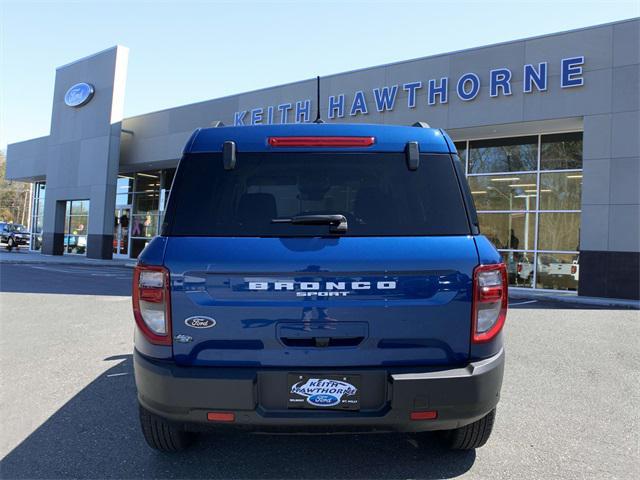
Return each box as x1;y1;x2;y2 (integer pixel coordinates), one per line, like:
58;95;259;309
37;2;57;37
133;123;507;452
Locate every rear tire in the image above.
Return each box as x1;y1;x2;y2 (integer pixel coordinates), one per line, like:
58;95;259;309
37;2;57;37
138;404;195;452
439;408;496;450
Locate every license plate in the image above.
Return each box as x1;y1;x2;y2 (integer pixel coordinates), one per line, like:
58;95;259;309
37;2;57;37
287;374;361;410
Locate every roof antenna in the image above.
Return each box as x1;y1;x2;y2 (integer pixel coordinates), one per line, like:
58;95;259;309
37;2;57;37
313;75;324;123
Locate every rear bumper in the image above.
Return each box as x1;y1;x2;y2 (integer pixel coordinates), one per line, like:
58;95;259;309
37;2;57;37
134;348;504;433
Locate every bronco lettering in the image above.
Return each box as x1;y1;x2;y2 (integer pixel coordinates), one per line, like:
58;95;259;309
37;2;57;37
248;280;397;291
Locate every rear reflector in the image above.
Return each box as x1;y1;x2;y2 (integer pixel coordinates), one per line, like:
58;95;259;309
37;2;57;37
207;412;235;422
410;410;438;421
268;136;375;147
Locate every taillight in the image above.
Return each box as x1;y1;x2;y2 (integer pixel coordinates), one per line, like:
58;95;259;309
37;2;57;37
133;264;171;345
267;136;375;147
517;263;522;273
472;263;508;343
571;265;577;275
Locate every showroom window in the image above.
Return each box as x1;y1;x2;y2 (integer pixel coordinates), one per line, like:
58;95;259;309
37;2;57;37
30;182;45;251
64;200;89;255
128;168;175;258
456;132;583;291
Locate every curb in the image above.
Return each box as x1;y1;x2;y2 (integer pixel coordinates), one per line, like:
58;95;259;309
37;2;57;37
509;289;640;310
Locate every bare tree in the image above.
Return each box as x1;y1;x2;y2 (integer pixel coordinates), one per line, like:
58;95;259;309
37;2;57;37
0;151;31;226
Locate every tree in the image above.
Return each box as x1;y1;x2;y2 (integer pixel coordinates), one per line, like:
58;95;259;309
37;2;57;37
0;151;31;225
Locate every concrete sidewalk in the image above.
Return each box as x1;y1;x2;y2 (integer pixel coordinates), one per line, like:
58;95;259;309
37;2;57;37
0;249;136;268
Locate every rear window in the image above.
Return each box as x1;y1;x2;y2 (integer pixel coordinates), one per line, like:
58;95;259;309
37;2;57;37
163;152;471;237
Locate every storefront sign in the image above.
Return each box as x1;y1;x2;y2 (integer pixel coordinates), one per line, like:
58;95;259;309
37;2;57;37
64;82;95;107
234;56;584;126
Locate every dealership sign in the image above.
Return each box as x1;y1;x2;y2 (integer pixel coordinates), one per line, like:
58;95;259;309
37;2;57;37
234;56;585;126
64;82;95;108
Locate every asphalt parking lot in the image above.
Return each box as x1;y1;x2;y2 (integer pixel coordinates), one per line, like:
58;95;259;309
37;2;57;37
0;263;638;479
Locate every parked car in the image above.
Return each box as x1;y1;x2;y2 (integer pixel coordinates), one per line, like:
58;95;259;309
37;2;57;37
0;223;30;251
538;255;579;290
133;123;507;452
516;257;536;285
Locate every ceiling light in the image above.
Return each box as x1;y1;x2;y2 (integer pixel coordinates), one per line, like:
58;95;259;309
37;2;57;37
490;177;520;182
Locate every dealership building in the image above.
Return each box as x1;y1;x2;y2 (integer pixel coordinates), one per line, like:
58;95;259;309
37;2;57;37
5;18;639;299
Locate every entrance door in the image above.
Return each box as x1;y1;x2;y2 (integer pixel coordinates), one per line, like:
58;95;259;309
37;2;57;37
113;207;131;257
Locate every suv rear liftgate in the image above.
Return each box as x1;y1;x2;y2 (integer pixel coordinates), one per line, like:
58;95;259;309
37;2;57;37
133;124;506;452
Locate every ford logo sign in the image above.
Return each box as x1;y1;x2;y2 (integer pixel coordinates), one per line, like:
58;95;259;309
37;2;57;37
308;394;340;406
184;316;216;329
64;82;95;107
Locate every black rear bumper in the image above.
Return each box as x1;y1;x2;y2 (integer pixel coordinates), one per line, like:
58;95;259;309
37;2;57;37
134;349;504;433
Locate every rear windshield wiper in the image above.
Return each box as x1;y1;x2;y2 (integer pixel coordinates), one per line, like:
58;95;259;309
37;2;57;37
271;214;348;234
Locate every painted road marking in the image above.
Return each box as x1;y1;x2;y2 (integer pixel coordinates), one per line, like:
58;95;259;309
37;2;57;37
28;265;130;276
510;300;538;306
29;265;79;274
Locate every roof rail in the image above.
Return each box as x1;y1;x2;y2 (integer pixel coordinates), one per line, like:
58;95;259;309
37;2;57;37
412;121;430;128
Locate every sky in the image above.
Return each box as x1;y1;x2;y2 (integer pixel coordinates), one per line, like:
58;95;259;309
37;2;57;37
1;0;638;150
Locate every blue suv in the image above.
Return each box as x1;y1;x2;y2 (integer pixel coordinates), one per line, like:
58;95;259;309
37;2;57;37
133;123;507;452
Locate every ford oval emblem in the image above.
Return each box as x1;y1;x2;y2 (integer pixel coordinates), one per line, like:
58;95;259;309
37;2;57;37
308;394;340;406
64;82;95;107
184;316;216;329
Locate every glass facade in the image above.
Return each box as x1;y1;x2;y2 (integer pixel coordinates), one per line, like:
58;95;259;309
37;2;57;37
456;132;583;291
64;200;89;254
117;168;175;258
29;134;582;292
30;182;46;251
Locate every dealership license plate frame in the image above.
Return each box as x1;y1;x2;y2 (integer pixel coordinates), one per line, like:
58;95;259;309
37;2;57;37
287;373;361;410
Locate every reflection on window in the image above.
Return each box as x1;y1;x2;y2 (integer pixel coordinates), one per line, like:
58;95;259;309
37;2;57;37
541;133;583;170
454;141;467;166
117;176;134;194
67;200;89;216
64;235;87;255
468;136;538;174
64;199;89;255
465;131;582;291
469;174;537;211
478;212;535;250
536;253;579;291
538;212;581;251
130;214;158;238
501;251;535;288
134;171;161;192
134;192;160;213
30;182;46;251
539;172;582;210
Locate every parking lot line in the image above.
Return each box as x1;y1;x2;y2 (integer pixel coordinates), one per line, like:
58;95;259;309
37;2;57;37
509;300;538;306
